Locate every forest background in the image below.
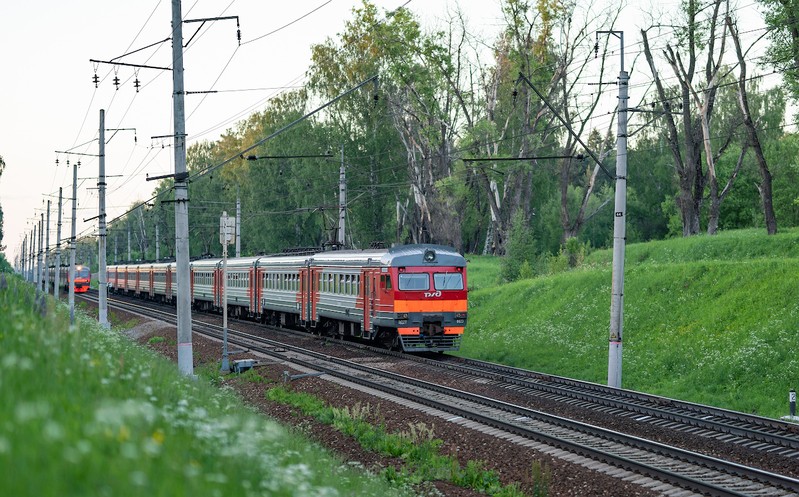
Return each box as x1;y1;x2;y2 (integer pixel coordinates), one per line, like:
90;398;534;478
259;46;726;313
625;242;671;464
26;0;799;281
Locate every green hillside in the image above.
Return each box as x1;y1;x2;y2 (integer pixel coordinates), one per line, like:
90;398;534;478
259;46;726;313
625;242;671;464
0;275;411;497
461;229;799;419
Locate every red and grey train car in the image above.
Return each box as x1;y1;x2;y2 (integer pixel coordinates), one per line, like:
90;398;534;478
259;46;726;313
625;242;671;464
108;244;467;352
47;264;91;293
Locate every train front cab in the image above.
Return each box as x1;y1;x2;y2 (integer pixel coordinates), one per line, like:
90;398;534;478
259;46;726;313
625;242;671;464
378;245;467;352
73;265;91;293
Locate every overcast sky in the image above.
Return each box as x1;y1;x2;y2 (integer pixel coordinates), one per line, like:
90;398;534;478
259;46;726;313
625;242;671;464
0;0;769;266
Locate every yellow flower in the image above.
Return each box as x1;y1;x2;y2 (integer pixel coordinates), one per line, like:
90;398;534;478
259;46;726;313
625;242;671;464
118;425;130;442
151;429;165;445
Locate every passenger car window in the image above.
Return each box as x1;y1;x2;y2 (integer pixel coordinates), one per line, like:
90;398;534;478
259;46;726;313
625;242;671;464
398;273;429;291
434;272;463;290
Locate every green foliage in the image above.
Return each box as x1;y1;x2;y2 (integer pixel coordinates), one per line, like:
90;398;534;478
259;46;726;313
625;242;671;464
267;385;544;496
0;253;11;273
462;229;799;418
147;336;165;344
501;211;536;282
760;0;799;99
235;369;273;385
465;254;503;290
0;274;410;497
87;0;798;261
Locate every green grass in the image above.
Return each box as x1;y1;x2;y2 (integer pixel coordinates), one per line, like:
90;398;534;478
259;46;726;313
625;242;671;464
463;228;799;418
266;386;541;496
0;274;412;497
465;254;503;291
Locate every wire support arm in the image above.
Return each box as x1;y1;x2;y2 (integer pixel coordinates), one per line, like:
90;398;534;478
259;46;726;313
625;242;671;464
516;72;614;180
89;59;172;72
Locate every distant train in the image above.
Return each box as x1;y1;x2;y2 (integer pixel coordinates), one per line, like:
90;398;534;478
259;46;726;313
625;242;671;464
47;264;91;294
107;244;467;352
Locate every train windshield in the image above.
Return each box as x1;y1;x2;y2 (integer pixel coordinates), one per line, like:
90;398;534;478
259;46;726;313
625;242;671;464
77;267;90;278
434;272;463;290
398;273;429;291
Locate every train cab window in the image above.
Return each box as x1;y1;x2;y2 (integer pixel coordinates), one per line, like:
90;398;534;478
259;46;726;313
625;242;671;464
381;274;392;291
398;273;429;291
434;272;464;290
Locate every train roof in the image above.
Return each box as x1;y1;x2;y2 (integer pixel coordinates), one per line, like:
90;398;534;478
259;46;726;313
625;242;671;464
308;244;465;268
108;245;465;270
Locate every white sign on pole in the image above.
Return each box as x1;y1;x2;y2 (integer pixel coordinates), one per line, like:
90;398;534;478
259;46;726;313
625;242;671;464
220;212;235;245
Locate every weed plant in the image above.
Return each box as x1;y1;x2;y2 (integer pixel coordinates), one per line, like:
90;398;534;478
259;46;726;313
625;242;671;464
0;273;411;497
266;386;540;496
463;228;799;418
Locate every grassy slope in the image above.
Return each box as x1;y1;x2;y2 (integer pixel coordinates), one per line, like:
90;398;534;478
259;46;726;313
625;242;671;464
0;275;411;497
461;229;799;418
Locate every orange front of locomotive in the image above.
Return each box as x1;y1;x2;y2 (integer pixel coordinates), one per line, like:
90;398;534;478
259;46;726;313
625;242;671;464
382;246;467;352
73;265;91;293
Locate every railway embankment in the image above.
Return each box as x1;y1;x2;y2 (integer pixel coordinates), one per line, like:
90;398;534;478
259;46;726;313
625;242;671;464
462;228;799;419
0;274;416;497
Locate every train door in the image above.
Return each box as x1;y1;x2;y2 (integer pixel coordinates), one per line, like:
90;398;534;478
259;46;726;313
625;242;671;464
166;266;172;301
363;270;377;333
213;267;222;308
301;265;312;325
249;265;257;315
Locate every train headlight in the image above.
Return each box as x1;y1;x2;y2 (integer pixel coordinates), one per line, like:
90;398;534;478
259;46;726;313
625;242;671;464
396;313;409;320
423;249;436;263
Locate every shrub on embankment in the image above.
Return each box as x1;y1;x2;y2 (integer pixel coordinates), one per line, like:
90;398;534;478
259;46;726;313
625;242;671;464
462;228;799;418
0;273;411;497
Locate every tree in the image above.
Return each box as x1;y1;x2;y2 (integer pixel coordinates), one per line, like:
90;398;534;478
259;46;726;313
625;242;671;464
641;0;737;235
309;1;464;249
759;0;799;99
727;15;778;234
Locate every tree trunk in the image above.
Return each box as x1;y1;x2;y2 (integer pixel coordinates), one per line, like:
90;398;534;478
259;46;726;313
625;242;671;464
727;16;778;235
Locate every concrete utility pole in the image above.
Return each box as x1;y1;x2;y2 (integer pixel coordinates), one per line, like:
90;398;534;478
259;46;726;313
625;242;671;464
127;224;131;262
220;211;234;372
69;161;78;326
601;30;629;390
45;200;51;293
172;0;194;377
155;223;160;261
338;144;346;247
39;213;45;292
21;234;27;281
55;187;62;300
35;218;42;289
30;227;35;282
114;233;118;264
235;192;241;258
31;227;37;283
98;109;109;329
28;228;33;282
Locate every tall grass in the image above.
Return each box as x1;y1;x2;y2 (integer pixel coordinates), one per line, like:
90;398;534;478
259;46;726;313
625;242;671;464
463;229;799;418
0;274;411;497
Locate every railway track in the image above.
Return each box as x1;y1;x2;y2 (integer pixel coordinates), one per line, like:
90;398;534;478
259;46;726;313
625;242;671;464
356;347;799;456
83;291;799;496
